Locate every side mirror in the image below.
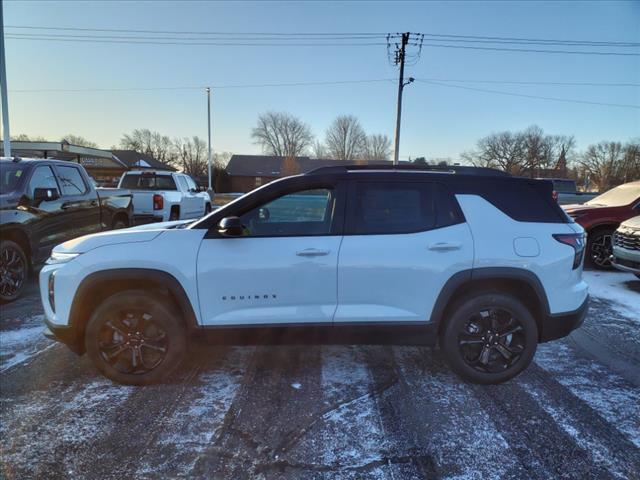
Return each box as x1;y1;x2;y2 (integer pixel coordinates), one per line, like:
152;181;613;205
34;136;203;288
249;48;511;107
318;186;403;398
217;216;244;237
33;187;60;203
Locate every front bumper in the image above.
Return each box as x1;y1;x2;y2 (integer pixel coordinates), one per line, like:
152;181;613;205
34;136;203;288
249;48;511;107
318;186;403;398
610;247;640;274
539;295;589;342
42;317;84;354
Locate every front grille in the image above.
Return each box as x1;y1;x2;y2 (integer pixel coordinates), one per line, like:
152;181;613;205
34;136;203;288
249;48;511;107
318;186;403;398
613;230;640;251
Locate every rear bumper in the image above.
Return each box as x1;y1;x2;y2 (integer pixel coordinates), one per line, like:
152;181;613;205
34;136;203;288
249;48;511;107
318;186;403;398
539;295;589;342
43;317;83;354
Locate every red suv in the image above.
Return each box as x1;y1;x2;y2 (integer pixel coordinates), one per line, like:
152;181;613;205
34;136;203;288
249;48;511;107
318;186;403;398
563;180;640;269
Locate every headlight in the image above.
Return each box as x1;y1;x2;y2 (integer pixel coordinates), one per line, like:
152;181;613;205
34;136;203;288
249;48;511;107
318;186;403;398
46;252;81;265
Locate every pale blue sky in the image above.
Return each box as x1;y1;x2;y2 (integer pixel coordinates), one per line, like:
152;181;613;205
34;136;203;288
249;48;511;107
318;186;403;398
3;0;639;160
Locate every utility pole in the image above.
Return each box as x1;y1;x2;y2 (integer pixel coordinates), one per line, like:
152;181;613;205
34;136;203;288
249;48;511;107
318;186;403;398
0;1;11;157
392;32;416;165
206;87;213;192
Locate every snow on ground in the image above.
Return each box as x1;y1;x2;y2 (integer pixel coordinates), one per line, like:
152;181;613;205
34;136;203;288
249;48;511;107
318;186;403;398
0;317;55;372
583;270;640;321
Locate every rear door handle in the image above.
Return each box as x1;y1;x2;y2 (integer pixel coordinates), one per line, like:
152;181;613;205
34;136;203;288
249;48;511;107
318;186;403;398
90;200;98;206
428;242;462;252
296;248;330;257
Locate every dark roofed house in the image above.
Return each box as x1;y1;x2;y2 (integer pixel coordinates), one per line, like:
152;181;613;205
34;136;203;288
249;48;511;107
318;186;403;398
225;155;375;192
111;150;177;172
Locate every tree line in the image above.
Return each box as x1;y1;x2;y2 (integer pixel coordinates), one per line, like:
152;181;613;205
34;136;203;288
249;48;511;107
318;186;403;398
460;125;639;190
251;111;392;162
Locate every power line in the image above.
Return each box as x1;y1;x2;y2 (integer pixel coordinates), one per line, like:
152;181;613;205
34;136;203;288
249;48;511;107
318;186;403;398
4;35;388;47
7;33;638;55
6;25;638;46
416;79;640;109
9;79;396;93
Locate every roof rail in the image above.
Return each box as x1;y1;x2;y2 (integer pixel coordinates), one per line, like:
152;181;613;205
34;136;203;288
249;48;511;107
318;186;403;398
306;163;509;177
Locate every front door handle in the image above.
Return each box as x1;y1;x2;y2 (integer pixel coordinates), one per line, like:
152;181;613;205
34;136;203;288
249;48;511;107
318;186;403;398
61;202;71;210
296;248;330;257
428;242;462;252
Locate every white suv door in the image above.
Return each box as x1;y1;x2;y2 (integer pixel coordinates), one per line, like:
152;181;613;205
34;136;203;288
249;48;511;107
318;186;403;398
196;183;344;326
335;180;474;324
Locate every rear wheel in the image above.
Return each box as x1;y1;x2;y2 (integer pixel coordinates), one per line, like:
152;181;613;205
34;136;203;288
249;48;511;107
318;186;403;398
587;228;615;269
441;292;538;384
169;207;180;221
205;203;212;214
0;240;28;304
85;290;186;385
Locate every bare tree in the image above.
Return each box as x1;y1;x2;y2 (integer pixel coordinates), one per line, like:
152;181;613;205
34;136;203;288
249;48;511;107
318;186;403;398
464;131;526;174
579;141;626;191
251;111;313;157
120;129;176;166
325;115;366;161
362;134;392;161
62;134;98;148
312;140;327;159
174;136;208;177
10;133;48;142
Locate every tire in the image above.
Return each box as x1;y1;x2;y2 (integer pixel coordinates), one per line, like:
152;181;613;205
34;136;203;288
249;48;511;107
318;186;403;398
205;203;212;215
587;228;615;270
0;240;28;304
635;274;640;280
85;290;186;385
169;208;180;221
440;292;538;385
112;218;128;230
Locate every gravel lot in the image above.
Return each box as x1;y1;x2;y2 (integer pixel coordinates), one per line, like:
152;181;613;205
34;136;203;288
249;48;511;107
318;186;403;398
1;270;639;479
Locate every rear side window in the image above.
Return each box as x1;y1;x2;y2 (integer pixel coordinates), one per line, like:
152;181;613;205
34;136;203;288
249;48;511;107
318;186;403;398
28;166;59;197
121;173;177;190
348;182;436;235
57;166;87;196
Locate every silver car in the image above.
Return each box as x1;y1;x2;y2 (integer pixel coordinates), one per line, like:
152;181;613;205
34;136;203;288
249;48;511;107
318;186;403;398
611;216;640;279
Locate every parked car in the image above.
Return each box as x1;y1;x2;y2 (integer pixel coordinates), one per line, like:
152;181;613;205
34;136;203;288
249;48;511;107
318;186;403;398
540;178;598;205
118;170;212;224
563;180;640;269
0;158;133;302
40;164;588;386
611;216;640;278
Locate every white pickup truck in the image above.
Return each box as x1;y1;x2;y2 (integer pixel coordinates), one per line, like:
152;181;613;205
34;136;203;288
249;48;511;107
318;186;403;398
118;170;212;224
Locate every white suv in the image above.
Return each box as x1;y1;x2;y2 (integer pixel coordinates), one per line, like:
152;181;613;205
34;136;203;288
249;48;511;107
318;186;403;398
40;165;588;385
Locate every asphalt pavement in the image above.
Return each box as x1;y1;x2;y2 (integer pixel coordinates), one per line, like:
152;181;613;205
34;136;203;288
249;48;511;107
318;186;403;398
1;274;639;480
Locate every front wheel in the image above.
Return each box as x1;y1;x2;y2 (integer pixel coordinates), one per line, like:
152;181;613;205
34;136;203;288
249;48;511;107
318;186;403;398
441;293;538;384
85;290;186;385
587;228;615;270
0;240;28;304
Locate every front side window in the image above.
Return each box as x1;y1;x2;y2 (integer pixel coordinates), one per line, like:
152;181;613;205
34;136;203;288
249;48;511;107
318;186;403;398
57;166;88;196
28;166;59;197
177;176;189;191
350;182;436;235
239;188;334;236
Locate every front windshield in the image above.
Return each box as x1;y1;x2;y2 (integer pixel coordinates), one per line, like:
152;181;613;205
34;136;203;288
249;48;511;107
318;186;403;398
0;163;27;194
585;183;640;207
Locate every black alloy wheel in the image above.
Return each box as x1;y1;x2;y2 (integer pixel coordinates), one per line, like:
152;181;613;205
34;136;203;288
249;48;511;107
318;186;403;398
441;292;538;384
588;229;614;269
98;309;169;375
458;308;526;374
86;290;186;385
0;240;27;303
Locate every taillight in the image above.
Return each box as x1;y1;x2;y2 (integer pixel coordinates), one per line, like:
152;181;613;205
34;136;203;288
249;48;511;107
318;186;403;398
153;194;163;210
553;233;585;269
552;190;558;202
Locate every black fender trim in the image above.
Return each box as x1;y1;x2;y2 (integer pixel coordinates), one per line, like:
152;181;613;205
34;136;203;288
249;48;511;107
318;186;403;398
429;267;551;326
68;268;200;345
